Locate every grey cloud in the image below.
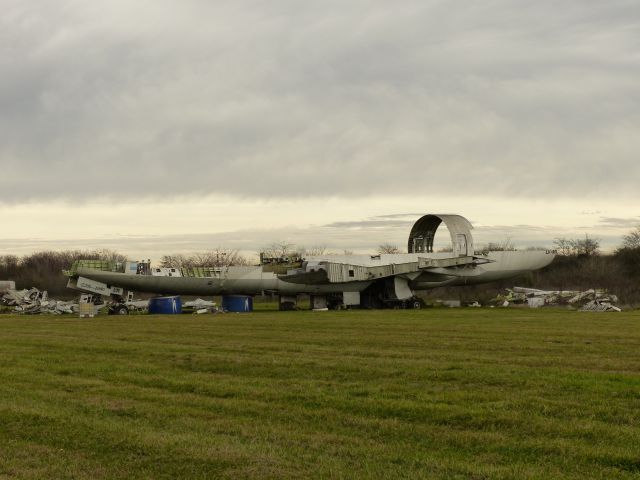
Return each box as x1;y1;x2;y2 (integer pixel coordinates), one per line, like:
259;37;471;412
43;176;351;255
0;212;629;259
0;224;407;259
323;212;429;228
1;0;639;202
371;213;425;219
474;224;556;233
597;216;640;228
323;219;414;229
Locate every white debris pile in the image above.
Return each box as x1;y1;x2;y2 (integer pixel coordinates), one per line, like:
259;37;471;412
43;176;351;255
496;287;621;311
1;287;79;314
579;299;622;312
182;298;220;314
125;299;150;313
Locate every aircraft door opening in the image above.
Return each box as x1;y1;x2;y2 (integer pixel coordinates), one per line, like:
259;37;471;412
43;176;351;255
456;234;468;256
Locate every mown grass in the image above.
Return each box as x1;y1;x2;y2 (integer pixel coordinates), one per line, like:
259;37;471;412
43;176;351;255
0;308;639;479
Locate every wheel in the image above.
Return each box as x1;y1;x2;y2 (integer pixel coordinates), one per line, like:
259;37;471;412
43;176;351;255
109;305;129;315
411;300;422;309
279;301;296;311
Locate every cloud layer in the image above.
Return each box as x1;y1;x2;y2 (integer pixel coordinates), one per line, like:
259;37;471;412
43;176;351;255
1;0;639;203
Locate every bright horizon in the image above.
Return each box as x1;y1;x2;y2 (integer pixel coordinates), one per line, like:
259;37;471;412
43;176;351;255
1;195;637;262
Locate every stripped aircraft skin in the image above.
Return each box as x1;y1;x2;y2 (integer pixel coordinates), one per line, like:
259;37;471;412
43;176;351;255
67;214;556;309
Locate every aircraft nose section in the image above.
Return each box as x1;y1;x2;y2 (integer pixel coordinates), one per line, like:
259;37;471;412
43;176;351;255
513;250;556;270
486;250;556;273
524;250;556;270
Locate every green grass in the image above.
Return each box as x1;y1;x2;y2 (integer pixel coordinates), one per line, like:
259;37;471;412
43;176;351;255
0;308;639;479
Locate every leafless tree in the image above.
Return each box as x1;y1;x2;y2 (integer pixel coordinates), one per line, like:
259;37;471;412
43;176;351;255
260;241;297;258
213;248;250;266
476;238;517;255
572;235;600;257
377;243;400;254
303;245;327;256
553;237;573;257
553;235;600;257
621;226;640;250
160;254;189;269
160;249;249;268
94;249;128;263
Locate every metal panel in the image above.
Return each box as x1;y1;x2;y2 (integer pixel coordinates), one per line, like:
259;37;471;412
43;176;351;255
418;256;476;268
181;267;223;278
408;214;475;256
76;276;123;296
311;296;328;309
343;291;360;305
326;263;369;283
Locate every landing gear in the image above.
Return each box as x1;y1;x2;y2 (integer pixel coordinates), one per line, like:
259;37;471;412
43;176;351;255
327;294;347;310
388;298;424;309
108;304;129;315
279;295;298;311
408;298;424;309
279;301;296;311
360;283;425;309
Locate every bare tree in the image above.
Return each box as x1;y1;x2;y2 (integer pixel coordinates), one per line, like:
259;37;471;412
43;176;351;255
0;255;19;271
303;245;327;256
259;242;306;265
160;254;189;268
214;248;250;266
553;237;573;257
477;238;517;255
160;249;249;268
377;243;400;254
615;227;640;278
554;235;600;257
572;234;600;257
260;241;296;258
621;226;640;250
94;249;128;263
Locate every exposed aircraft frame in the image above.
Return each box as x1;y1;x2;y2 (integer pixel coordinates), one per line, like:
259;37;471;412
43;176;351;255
65;214;556;311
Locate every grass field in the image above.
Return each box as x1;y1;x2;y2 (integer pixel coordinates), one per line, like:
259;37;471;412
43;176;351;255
1;308;639;479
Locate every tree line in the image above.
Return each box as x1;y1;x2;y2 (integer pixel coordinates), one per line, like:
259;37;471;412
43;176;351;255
0;250;126;297
1;227;639;303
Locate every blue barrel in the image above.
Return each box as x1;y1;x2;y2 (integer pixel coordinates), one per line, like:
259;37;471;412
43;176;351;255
222;295;253;312
148;296;182;314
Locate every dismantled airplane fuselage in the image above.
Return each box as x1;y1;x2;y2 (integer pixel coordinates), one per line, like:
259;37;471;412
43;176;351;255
66;214;555;309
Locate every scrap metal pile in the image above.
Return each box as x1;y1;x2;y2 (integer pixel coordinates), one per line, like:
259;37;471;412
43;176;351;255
0;284;222;315
495;287;621;311
182;298;220;314
1;287;79;314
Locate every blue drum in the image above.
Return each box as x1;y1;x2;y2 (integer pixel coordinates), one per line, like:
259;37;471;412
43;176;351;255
148;296;182;314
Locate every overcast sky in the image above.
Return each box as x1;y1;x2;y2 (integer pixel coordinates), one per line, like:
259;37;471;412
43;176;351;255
1;0;638;259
